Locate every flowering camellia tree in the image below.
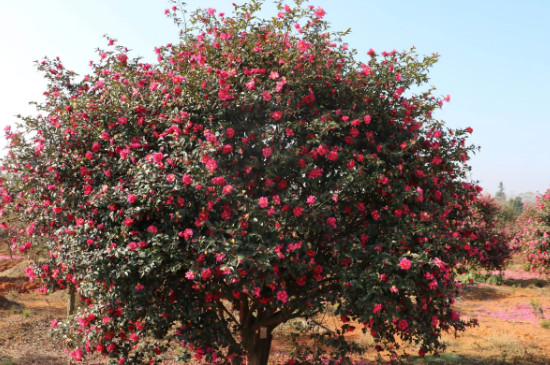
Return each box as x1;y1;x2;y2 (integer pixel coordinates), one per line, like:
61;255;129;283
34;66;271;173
0;1;487;364
460;195;510;271
514;191;550;274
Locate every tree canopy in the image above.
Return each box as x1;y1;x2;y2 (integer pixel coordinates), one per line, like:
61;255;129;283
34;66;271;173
0;1;491;364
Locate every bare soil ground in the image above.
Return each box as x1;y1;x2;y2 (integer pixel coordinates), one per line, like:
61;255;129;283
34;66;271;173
1;254;549;365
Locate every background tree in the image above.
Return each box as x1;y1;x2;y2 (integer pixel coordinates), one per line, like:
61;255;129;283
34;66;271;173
495;181;506;202
493;182;524;224
0;1;486;364
513;191;550;274
461;195;511;271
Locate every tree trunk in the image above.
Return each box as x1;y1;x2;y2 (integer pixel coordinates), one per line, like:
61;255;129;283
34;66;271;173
67;283;76;317
246;326;274;365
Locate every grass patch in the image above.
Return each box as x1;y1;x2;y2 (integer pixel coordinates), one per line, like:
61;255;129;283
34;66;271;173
0;357;16;365
541;320;550;329
415;353;462;364
459;271;503;286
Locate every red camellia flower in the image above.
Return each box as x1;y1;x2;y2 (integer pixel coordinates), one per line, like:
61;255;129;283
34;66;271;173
127;194;137;203
222;185;233;194
258;197;268;208
276;290;288;303
399;257;412;270
83;184;93;195
270;111;282;120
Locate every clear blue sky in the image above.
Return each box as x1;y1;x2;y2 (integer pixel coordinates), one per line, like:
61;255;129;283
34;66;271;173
1;0;548;196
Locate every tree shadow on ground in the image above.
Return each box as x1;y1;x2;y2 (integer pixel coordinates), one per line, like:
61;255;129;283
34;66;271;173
405;352;550;365
459;285;505;301
501;277;550;289
1;354;64;365
0;295;23;310
11;353;105;365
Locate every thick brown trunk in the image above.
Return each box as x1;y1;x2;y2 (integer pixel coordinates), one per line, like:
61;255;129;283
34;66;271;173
246;326;274;365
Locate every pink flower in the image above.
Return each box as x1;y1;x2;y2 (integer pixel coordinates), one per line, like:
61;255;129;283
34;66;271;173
262;147;273;158
314;6;326;18
130;332;139;342
185;271;195;280
119;148;130;159
399;257;412;270
25;266;36;281
327;150;338;161
297;40;311;52
222;144;233;154
373;304;383;314
226;128;234;138
245;79;255;90
271;111;283;120
222;185;234;194
201;268;213;281
127;194;137;203
147;225;158;234
451;310;460;320
135;284;144;291
70;348;83;361
293;206;303;217
83;184;93;195
397;319;408;331
258;197;269;208
218;86;233;101
326;217;337;228
117;54;128;64
306;195;316;206
124;218;134;227
205;159;218;172
211;176;226;185
276;290;288;303
181;228;193;240
182;173;193;186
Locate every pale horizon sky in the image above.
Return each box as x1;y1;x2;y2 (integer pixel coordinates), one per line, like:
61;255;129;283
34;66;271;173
0;0;548;197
